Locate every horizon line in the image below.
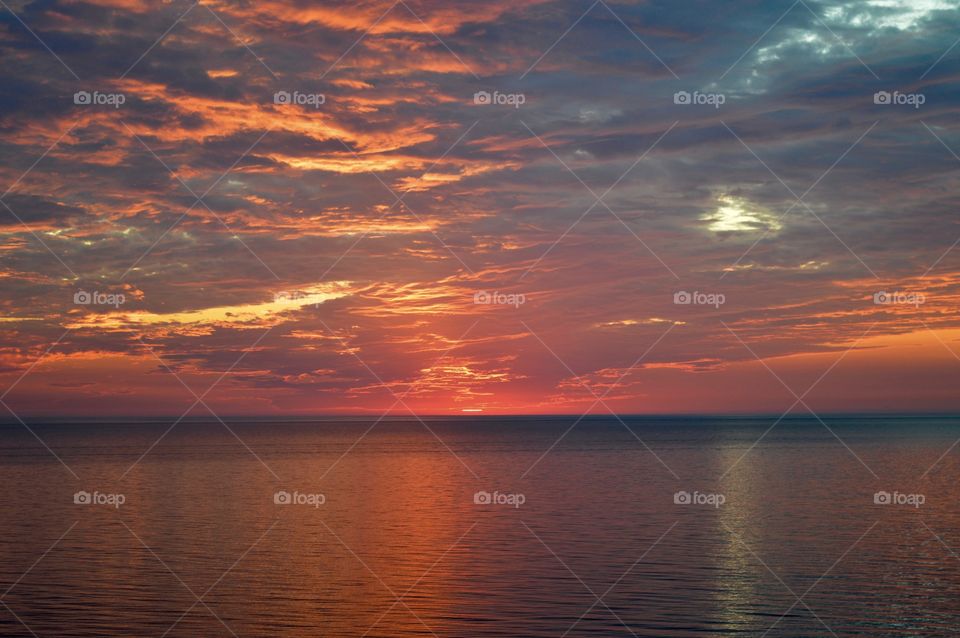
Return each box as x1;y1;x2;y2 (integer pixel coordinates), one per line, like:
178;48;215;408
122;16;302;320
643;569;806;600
2;411;959;424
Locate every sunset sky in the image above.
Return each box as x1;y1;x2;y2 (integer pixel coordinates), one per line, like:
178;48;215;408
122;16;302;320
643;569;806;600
1;0;960;416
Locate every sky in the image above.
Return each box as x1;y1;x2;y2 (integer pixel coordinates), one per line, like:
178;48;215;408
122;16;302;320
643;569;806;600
1;0;960;417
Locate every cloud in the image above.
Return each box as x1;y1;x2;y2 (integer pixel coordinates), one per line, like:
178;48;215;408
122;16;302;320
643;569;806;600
2;0;960;414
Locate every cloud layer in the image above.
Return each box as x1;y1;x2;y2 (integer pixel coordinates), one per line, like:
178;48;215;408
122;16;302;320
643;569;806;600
2;0;960;416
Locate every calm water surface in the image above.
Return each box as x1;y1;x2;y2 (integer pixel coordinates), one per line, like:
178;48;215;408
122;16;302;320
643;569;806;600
1;415;959;636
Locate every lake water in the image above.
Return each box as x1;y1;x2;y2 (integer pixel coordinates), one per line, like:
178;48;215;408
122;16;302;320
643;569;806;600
1;415;959;636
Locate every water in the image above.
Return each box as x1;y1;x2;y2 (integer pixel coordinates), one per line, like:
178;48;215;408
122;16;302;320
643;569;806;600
1;415;959;636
